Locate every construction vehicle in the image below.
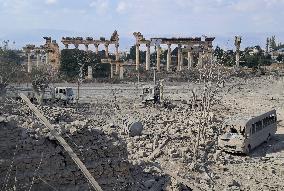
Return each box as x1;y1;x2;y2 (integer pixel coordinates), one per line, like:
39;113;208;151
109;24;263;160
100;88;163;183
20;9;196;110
54;87;75;103
6;86;75;104
33;86;75;104
141;80;164;105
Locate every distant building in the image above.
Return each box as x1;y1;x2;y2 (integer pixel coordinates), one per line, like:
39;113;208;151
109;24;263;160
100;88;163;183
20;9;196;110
247;46;262;55
271;48;284;60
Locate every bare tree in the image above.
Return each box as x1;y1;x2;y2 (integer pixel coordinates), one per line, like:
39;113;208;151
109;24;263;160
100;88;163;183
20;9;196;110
192;60;229;170
0;63;22;85
31;68;50;105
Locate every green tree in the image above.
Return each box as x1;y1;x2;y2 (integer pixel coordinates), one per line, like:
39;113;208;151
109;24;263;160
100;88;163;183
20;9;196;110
127;45;136;60
31;68;50;104
0;48;24;85
60;49;109;80
276;55;283;62
270;36;277;51
243;54;261;68
213;46;224;63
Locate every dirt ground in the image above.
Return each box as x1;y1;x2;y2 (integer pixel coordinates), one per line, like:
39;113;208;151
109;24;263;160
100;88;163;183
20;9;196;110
63;75;284;190
1;74;284;191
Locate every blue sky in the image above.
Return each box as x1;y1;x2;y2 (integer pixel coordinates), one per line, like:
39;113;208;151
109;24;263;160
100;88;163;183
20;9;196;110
0;0;283;49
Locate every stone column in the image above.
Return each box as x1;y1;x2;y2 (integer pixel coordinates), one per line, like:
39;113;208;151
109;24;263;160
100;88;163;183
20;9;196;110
187;52;193;69
180;50;184;71
27;53;32;73
105;43;109;58
177;44;182;71
167;44;171;71
115;44;119;74
198;52;203;67
208;51;213;64
115;63;119;75
45;52;49;65
135;44;140;71
146;43;150;71
115;44;119;61
110;64;114;79
236;50;240;68
85;44;89;51
235;36;241;68
87;66;93;80
156;45;161;71
119;65;124;79
36;52;40;68
65;44;69;49
94;44;99;54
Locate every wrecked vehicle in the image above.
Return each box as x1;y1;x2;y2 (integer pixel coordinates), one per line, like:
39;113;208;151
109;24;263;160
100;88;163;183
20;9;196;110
141;84;161;104
141;80;164;105
219;109;277;154
54;87;75;103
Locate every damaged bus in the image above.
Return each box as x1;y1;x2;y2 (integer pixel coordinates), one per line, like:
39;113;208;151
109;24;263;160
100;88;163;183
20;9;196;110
218;109;277;154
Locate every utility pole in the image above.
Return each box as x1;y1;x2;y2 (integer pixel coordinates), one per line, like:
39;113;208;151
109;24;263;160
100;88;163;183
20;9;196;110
77;63;84;105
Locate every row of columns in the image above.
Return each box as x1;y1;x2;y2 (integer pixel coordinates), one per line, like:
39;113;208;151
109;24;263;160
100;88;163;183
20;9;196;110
65;43;119;59
136;43;163;71
135;43;199;72
110;63;124;79
27;52;49;73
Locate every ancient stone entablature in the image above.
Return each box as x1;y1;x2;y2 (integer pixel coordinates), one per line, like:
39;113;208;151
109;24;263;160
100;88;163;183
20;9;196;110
23;44;44;73
133;32;215;72
61;30;120;59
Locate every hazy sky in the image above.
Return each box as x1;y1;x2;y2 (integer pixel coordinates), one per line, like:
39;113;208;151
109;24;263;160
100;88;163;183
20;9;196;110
0;0;283;48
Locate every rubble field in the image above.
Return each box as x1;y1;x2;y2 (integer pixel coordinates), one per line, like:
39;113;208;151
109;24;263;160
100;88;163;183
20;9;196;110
1;75;284;191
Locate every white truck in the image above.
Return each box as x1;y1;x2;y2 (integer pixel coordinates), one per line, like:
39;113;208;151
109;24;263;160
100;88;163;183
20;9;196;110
5;86;75;105
54;87;75;104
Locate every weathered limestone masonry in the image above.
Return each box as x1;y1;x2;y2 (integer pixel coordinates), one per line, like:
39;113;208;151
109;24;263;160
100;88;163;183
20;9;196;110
87;66;93;80
23;37;60;75
61;31;119;58
61;31;120;78
235;36;242;68
43;37;60;74
133;32;151;71
133;32;215;72
23;44;38;73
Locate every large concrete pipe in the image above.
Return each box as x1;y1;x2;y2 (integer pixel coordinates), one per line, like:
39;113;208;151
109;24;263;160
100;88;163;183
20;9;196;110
122;118;143;137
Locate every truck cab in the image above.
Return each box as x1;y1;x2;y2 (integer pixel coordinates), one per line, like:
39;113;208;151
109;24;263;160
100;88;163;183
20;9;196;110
54;87;74;104
141;85;161;104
